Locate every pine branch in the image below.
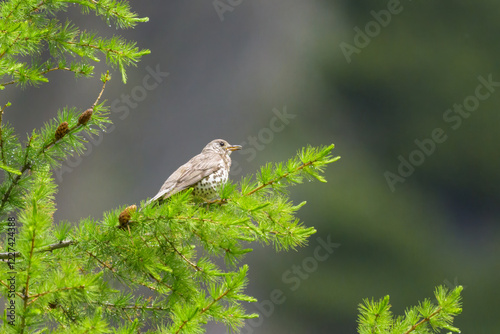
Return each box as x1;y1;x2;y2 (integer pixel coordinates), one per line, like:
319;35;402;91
357;286;462;334
64;39;123;56
119;306;135;324
175;287;231;334
0;102;11;165
0;279;24;298
0;143;336;331
1;16;335;327
0;2;149;87
32;0;47;12
0;239;75;260
244;144;339;196
160;234;203;273
86;248;175;294
92;72;110;108
87;0;148;28
20;227;37;333
0;135;32;212
244;159;316;196
0;66;78;87
0;30;22;59
85;249;180;296
0;75;109;213
27;285;86;306
0;2;154;332
41;73;109;153
170;265;255;333
403;307;442;334
100;302;169;312
147;273;177;295
2;0;22;21
72;0;149;29
0;160;30;212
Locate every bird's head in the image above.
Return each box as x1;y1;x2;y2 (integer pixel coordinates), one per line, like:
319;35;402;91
203;139;242;155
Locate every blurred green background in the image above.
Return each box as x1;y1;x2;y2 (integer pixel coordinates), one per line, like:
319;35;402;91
3;1;500;332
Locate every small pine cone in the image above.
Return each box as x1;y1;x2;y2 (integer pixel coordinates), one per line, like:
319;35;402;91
54;121;69;140
78;108;93;126
48;300;58;309
118;205;137;228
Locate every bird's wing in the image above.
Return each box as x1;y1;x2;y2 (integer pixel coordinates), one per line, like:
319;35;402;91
150;153;222;202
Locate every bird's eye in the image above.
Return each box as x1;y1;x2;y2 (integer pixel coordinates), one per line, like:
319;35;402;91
219;141;225;146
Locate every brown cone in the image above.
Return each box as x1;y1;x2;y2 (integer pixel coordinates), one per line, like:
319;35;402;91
78;108;93;125
55;122;69;140
118;205;137;228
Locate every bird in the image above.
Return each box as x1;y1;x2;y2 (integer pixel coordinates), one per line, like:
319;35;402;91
148;139;242;204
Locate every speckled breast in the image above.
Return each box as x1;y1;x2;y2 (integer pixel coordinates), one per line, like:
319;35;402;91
192;166;229;200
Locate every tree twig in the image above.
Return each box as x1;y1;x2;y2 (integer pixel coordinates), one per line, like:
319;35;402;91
92;74;109;108
159;233;202;272
0;67;77;87
0;240;75;260
100;302;169;312
175;286;232;334
0;102;11;165
20;228;37;333
244;160;315;196
0;279;24;298
28;285;85;306
403;307;443;334
86;250;179;296
0;76;110;211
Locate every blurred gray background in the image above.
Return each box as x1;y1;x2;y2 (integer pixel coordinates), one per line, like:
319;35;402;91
4;0;500;332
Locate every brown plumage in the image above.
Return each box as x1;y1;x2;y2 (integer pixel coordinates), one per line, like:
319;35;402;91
148;139;241;203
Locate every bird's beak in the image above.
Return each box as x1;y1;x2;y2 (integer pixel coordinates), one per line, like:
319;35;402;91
227;145;242;152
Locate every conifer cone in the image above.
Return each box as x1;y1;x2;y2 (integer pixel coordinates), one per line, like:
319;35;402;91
54;121;69;140
118;205;137;228
78;108;93;125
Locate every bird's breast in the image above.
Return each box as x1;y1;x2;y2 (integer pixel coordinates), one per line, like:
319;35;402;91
192;164;229;200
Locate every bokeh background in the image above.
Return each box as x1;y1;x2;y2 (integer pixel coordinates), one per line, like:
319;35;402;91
3;0;500;332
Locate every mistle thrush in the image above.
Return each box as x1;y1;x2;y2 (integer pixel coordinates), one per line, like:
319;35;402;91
149;139;241;203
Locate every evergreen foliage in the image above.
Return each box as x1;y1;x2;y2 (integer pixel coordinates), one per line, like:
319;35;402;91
0;0;149;87
0;1;341;332
0;1;463;333
357;285;463;334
